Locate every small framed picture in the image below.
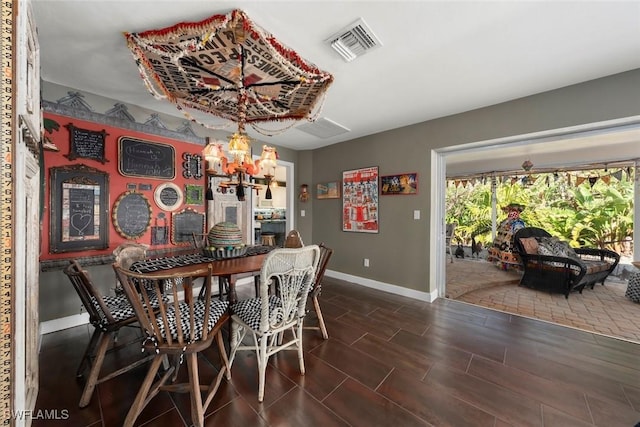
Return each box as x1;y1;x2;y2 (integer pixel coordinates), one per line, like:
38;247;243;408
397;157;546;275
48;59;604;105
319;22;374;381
317;181;340;199
381;173;418;195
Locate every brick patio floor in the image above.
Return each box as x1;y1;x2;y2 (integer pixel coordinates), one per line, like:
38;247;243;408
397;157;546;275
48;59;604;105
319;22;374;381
446;259;640;343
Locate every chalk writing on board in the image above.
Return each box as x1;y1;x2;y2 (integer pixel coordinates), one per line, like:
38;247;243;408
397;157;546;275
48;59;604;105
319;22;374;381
65;124;108;163
112;191;152;239
118;136;175;179
62;183;100;242
172;208;205;245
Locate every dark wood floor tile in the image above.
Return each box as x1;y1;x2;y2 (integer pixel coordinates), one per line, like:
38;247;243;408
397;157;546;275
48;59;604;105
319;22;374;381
389;329;472;372
98;363;175;427
592;333;640;356
423;323;506;363
586;393;640;427
530;340;640;388
377;369;496;427
333;310;400;340
424;363;543;427
366;307;429;335
323;378;429;427
34;277;640;427
468;355;591;422
313;298;350;321
269;350;348;401
623;385;640;412
204;395;268;427
324;292;396;316
227;350;298;412
351;333;432;377
541;405;595;427
39;323;91;351
322;317;367;346
504;348;631;406
309;340;393;389
139;408;187;427
261;387;349;427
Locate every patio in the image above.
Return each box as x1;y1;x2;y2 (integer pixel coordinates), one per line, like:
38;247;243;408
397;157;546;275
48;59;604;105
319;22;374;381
446;259;640;343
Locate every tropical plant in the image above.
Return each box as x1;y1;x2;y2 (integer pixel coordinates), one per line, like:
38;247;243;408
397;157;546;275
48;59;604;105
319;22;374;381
446;168;634;255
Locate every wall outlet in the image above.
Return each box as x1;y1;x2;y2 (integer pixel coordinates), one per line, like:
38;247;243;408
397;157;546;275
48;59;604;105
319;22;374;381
364;258;369;267
413;209;420;220
300;209;306;217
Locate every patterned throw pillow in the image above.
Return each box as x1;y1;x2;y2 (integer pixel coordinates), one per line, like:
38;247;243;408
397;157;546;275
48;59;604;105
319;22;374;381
537;236;569;257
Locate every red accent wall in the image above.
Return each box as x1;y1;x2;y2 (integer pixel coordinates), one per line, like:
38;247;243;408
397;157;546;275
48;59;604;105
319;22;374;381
41;112;206;261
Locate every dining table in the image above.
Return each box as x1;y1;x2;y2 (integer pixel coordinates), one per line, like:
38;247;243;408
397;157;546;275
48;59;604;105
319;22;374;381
129;245;274;305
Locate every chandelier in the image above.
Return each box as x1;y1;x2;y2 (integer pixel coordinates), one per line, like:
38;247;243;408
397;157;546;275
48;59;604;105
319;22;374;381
203;124;278;201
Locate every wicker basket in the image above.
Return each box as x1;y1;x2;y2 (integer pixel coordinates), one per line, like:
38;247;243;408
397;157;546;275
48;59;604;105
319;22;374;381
203;246;247;260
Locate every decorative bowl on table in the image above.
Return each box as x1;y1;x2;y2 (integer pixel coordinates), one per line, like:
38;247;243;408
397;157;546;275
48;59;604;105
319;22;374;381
203;245;247;259
204;222;246;259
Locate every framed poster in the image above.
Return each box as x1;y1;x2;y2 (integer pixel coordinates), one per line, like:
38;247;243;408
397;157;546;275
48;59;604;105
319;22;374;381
342;166;379;233
317;181;340;199
381;172;418;195
49;164;109;253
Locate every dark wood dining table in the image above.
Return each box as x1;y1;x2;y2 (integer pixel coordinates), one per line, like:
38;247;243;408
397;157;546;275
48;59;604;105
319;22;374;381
129;246;272;304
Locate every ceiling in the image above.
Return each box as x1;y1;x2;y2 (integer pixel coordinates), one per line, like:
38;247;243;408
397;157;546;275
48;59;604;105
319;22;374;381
33;1;640;159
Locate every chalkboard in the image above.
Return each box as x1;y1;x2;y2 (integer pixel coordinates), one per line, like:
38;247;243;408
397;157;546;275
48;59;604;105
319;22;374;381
118;136;175;179
112;191;152;239
65;124;108;164
154;182;183;211
172;208;205;245
50;164;109;253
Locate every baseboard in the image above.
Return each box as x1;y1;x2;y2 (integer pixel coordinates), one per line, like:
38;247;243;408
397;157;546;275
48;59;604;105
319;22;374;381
39;273;432;335
40;313;89;335
324;269;437;302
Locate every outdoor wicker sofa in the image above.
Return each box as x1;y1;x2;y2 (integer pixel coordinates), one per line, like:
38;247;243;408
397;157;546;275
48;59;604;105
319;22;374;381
514;227;620;298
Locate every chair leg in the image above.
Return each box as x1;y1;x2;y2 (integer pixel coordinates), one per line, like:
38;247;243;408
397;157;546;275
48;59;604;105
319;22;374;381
123;356;165;427
296;322;305;375
186;352;205;427
76;327;101;378
78;331;112;408
257;336;268;403
312;296;329;340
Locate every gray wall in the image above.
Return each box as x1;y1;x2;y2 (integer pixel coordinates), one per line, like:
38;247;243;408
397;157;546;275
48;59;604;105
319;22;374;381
310;69;640;293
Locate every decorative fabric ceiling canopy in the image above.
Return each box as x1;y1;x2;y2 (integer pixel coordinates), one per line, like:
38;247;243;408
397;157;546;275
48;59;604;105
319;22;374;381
124;9;334;131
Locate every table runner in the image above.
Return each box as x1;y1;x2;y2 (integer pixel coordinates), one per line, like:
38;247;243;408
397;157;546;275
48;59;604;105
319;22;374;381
130;245;275;273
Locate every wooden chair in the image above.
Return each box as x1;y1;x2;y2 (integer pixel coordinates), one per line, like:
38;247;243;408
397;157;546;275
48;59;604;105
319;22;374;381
229;246;320;402
306;243;333;339
193;232;234;300
63;260;154;408
113;242;148;294
284;234;332;339
112;263;230;427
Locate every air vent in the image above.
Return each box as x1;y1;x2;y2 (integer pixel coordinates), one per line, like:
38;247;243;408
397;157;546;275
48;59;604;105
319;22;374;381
296;117;351;139
325;18;382;62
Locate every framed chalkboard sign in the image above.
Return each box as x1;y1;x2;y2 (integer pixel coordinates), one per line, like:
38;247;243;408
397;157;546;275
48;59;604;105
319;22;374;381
172;208;205;245
49;164;109;253
112;191;153;239
118;136;175;179
64;124;108;164
154;182;183;211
